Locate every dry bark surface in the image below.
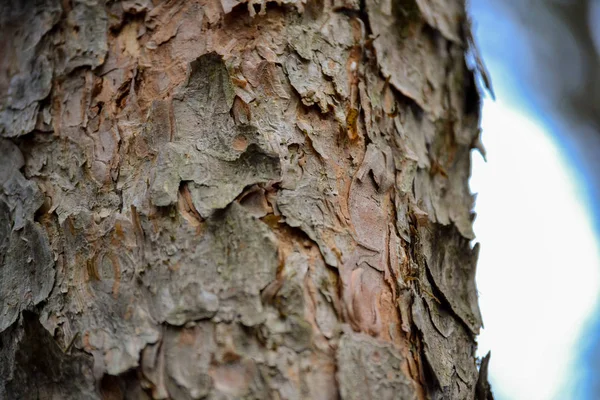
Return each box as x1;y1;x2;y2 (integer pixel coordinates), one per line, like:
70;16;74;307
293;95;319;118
0;0;491;399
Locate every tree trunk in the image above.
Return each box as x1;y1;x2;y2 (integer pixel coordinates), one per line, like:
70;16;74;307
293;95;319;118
0;0;490;399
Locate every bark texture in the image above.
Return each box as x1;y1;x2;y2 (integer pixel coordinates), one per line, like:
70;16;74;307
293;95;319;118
0;0;489;399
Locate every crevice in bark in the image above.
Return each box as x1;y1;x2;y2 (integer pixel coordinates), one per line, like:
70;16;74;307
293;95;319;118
422;260;474;337
463;62;482;117
108;7;146;35
225;0;304;22
357;0;373;37
0;311;96;399
381;72;428;119
177;181;205;227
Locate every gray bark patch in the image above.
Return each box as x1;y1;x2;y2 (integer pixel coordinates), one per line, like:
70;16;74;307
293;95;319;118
337;330;418;400
151;54;281;217
0;221;55;332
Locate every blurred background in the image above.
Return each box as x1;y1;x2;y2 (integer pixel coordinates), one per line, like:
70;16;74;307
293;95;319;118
468;0;600;398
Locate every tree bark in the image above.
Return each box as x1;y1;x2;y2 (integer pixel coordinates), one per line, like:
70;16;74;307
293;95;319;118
0;0;490;399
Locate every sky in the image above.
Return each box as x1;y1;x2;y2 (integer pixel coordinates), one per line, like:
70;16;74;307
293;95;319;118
471;99;600;399
468;2;600;399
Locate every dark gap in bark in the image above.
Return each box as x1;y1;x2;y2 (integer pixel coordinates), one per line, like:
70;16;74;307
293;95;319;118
100;369;144;399
115;77;133;113
422;262;453;310
386;80;425;121
108;5;147;35
421;23;444;48
358;0;370;38
464;64;481;117
152;203;180;220
332;4;370;38
224;0;300;27
386;194;403;293
1;311;96;399
235;181;277;205
61;64;94;82
263;0;314;16
251;3;262;15
223;2;253;24
262;215;318;252
419;346;444;399
391;0;420;24
177;180;204;223
100;374;125;399
133;64;144;98
422;228;477;337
